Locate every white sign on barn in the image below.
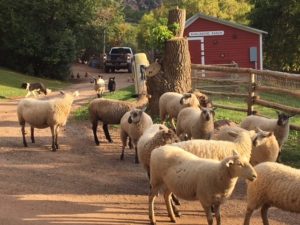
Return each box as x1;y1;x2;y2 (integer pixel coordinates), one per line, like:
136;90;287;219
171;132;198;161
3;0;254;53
189;30;224;37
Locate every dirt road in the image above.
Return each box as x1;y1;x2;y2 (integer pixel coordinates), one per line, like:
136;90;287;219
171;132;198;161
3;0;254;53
0;64;299;225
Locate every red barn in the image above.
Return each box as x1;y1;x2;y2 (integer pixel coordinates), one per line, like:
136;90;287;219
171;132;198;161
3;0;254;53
184;13;267;69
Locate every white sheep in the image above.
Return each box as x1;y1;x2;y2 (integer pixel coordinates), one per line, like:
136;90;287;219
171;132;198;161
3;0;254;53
244;162;300;225
240;112;293;149
91;76;105;98
137;124;180;177
212;126;280;166
17;91;79;151
176;106;215;140
89;94;150;145
149;145;257;225
120;108;153;163
159;92;199;129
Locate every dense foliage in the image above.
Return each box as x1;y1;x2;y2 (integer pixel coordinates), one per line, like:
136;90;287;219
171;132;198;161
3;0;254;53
249;0;300;72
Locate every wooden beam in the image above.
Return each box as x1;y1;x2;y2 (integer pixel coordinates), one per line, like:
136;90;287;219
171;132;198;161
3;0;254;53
256;85;300;98
254;98;300;114
201;90;248;98
290;124;300;131
213;103;248;112
191;64;300;81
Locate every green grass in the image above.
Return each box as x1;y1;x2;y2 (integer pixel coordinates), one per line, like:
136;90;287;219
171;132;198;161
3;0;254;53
0;67;69;100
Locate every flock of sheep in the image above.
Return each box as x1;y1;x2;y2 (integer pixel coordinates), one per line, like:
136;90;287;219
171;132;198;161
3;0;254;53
16;80;299;225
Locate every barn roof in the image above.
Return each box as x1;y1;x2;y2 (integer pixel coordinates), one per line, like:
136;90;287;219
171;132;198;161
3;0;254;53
185;13;268;35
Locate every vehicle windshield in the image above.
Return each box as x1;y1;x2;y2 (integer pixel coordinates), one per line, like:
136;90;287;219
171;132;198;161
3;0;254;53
111;48;131;54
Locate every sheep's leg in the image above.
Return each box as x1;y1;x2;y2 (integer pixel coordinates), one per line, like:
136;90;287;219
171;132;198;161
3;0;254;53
54;126;60;149
171;199;181;217
203;205;214;225
128;138;133;149
243;207;254;225
214;204;221;225
50;126;56;151
171;194;181;206
30;126;35;143
92;121;100;145
149;187;158;225
164;190;176;223
21;125;28;147
120;130;127;161
134;146;139;164
170;118;176;131
103;124;113;143
261;204;270;225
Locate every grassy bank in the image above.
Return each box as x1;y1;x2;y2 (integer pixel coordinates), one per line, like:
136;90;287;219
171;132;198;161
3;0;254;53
0;67;69;100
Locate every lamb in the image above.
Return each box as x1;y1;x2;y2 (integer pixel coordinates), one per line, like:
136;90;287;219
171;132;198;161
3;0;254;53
176;106;215;140
17;91;79;151
137;124;180;177
159;92;200;129
89;94;150;146
244;162;300;225
240;112;293;149
212;126;280;165
21;82;48;98
108;77;116;92
149;145;257;225
120;108;153;163
90;76;105;98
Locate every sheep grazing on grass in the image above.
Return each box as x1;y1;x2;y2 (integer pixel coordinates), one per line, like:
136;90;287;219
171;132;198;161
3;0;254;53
21;82;48;98
137;124;180;177
244;162;300;225
149;145;257;225
17;91;79;151
159;92;200;130
108;77;116;92
240;112;293;150
120;108;153;163
176;106;216;140
90;76;105;98
89;94;150;146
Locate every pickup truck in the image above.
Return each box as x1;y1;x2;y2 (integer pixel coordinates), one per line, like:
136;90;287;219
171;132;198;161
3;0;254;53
103;47;133;73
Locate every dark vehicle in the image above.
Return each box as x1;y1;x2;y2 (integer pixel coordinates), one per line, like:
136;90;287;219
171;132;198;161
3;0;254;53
103;47;133;73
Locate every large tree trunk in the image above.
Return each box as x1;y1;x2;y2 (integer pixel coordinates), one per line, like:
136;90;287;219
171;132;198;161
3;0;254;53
167;7;186;37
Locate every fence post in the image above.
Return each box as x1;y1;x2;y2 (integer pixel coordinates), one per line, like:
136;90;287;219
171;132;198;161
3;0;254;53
247;73;256;115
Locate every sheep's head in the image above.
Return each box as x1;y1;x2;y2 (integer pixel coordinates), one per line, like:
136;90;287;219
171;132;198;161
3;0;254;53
128;108;145;124
109;77;115;82
180;93;199;107
251;127;276;147
158;125;180;144
224;155;257;181
200;107;216;121
276;111;294;126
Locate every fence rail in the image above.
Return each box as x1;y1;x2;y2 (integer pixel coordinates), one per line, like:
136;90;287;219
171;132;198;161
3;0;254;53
191;64;300;131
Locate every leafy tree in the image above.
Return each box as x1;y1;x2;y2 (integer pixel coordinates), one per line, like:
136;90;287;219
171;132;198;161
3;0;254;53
249;0;300;72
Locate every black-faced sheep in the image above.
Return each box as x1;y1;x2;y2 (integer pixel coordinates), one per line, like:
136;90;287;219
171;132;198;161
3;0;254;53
244;162;300;225
176;106;216;140
149;145;257;225
108;77;116;92
88;94;150;146
120;108;153;163
17;91;79;151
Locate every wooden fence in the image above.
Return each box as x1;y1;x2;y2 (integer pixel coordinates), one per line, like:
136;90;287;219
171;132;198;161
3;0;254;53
191;64;300;131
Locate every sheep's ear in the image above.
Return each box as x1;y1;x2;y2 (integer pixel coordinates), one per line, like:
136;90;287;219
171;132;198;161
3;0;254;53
141;106;147;112
159;125;164;130
212;107;217;111
254;127;263;133
228;131;238;138
264;131;273;137
276;111;281;115
232;150;239;156
59;91;65;95
226;159;234;167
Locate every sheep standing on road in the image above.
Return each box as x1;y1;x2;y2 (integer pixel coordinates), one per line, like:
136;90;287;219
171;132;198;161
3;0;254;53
108;77;116;92
137;124;180;177
149;145;257;225
159;92;200;130
176;106;215;140
88;94;150;146
91;76;105;98
17;91;79;151
120;108;153;163
244;162;300;225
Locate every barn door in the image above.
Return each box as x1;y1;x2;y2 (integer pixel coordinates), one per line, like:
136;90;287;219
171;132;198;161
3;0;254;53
187;36;205;64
